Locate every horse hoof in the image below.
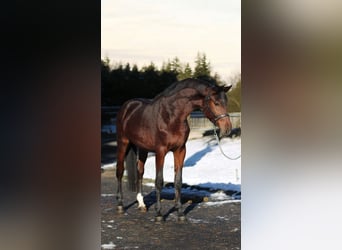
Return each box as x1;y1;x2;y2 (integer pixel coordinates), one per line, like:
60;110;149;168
155;215;164;222
117;205;124;214
138;206;147;212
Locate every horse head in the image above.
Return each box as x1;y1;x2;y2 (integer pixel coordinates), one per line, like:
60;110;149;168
202;84;233;138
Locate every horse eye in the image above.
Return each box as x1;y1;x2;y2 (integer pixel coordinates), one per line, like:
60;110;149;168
214;101;219;106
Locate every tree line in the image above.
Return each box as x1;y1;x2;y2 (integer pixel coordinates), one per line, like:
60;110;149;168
102;53;240;112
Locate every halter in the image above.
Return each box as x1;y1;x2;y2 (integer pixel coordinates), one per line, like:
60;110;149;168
203;95;230;125
203;94;241;160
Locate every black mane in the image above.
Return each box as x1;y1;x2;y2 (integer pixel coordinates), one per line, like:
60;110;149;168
153;78;215;100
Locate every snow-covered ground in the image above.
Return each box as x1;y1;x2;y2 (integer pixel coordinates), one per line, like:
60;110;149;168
102;136;241;195
145;137;240;189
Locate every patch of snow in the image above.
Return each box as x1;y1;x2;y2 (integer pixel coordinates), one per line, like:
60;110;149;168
144;137;241;192
102;136;241;197
188;218;210;224
101;194;115;197
101;162;115;169
101;242;116;249
210;191;231;201
216;215;229;221
203;199;241;207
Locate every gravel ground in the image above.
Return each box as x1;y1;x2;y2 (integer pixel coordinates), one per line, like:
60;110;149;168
101;169;241;250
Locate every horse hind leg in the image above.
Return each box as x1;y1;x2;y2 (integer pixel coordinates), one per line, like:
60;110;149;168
136;149;148;211
116;138;129;213
125;144;138;192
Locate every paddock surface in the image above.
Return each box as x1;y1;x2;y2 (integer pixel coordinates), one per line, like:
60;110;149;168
101;169;241;250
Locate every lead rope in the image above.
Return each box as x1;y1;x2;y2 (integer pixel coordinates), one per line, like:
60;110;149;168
213;126;241;160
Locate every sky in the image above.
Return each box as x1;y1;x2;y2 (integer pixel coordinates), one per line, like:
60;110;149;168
101;0;241;81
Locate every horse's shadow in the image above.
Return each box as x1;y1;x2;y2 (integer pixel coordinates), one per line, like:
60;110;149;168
184;145;212;167
124;187;200;220
184;138;217;167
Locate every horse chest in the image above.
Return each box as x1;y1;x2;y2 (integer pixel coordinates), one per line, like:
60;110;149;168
164;122;190;148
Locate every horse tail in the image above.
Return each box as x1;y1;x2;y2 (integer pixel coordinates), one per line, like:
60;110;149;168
125;143;138;192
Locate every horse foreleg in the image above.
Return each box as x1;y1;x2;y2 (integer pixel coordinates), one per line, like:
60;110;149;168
116;139;129;213
137;149;148;211
155;151;165;221
173;146;186;221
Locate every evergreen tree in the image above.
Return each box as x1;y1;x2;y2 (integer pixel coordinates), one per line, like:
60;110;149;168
170;57;182;73
227;74;241;112
161;59;172;72
193;52;211;80
101;55;236;106
124;63;131;73
101;57;112;105
177;63;192;80
213;72;223;85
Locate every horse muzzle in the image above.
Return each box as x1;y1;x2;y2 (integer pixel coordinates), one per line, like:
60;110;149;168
215;114;232;138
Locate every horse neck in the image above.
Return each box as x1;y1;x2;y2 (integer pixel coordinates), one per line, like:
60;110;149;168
158;90;203;122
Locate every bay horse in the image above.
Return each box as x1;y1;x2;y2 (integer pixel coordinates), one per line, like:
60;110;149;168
115;78;232;221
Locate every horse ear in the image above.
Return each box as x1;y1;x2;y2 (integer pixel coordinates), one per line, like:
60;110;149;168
223;84;232;93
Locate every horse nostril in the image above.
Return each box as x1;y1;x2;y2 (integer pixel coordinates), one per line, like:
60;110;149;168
219;128;230;138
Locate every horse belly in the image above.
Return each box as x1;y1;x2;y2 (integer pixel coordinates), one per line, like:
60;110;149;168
128;130;155;151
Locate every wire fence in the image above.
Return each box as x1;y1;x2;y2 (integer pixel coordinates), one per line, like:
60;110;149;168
102;106;241;134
